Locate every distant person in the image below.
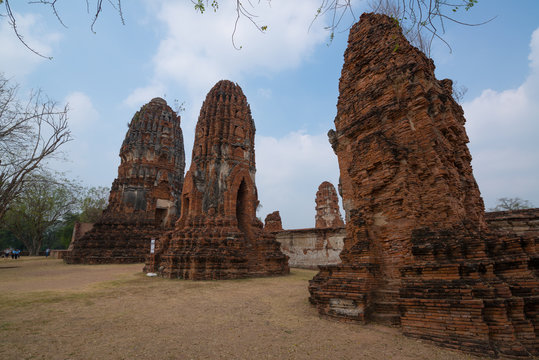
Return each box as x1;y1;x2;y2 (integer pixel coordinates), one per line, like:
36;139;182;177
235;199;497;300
13;249;20;259
3;249;10;258
45;248;51;258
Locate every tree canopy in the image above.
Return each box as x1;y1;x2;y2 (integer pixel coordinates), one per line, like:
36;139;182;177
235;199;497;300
2;171;81;255
490;197;534;212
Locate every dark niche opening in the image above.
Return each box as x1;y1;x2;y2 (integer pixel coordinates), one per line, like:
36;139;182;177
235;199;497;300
236;180;251;239
155;208;167;227
181;195;190;220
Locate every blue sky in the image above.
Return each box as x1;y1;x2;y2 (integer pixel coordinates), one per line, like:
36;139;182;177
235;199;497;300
1;0;538;229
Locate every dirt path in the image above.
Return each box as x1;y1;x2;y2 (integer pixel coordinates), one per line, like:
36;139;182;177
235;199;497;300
0;258;485;360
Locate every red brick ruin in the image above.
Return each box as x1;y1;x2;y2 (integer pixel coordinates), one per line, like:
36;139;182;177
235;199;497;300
64;98;185;264
264;211;284;232
315;181;345;229
309;14;538;358
145;80;289;279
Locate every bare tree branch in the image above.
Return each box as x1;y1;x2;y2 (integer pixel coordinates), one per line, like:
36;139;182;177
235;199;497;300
362;0;492;54
0;74;72;221
3;0;488;56
2;0;125;56
3;0;53;59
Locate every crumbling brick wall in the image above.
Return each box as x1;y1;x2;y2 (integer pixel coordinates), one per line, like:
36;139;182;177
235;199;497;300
309;13;538;358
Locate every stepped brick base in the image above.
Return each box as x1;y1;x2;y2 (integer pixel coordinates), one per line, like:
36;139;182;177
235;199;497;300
145;219;288;279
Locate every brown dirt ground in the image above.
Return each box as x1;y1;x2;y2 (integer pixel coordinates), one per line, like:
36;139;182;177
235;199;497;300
0;257;487;360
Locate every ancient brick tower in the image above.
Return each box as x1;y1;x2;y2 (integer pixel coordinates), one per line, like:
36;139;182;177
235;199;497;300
315;181;344;229
145;80;289;279
309;14;538;358
264;211;284;232
64;98;185;264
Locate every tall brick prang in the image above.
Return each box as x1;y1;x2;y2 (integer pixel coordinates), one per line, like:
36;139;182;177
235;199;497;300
308;13;538;358
315;181;344;229
145;80;289;279
64;97;185;264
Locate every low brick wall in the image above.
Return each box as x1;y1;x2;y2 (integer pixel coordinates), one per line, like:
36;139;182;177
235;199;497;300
485;208;539;236
274;227;345;269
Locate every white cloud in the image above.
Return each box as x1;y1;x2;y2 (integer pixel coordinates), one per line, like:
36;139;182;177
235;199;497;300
0;12;61;78
257;88;272;99
256;131;341;229
126;0;328;109
464;27;539;210
56;92;100;171
49;92;117;187
123;82;167;108
154;0;326;84
65;92;99;134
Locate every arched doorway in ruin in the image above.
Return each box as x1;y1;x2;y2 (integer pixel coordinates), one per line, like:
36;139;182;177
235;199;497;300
236;179;251;239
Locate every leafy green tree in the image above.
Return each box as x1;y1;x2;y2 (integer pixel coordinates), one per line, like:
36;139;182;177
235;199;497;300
490;197;534;212
38;186;109;250
2;171;81;255
43;213;80;250
0;228;24;252
79;186;110;223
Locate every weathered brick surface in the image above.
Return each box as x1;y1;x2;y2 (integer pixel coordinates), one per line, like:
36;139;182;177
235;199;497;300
308;13;538;358
64;98;185;264
486;208;539;279
315;181;344;229
144;80;289;279
264;211;284;232
486;208;539;237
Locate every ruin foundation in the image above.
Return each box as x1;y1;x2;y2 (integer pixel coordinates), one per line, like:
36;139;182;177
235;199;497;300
64;98;185;264
308;13;538;358
145;80;289;279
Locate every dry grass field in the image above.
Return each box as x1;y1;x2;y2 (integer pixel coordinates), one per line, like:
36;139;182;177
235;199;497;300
0;257;486;360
